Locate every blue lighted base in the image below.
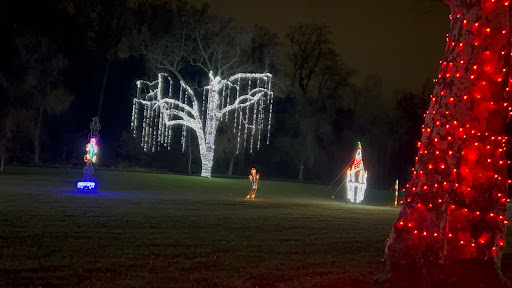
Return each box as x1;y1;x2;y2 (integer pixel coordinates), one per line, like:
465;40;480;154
77;181;96;190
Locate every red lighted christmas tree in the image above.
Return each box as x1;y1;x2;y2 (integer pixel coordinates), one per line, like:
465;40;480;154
371;1;512;287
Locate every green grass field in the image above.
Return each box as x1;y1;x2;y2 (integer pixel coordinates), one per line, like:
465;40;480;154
1;166;512;287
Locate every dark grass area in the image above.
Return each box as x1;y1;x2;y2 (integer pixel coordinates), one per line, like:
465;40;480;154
1;166;512;287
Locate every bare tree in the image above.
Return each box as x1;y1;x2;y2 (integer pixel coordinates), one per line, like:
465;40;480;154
15;36;74;163
284;23;352;180
214;121;239;175
136;2;268;81
128;2;276;177
61;0;152;119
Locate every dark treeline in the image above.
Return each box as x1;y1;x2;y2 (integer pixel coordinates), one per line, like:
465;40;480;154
0;0;431;188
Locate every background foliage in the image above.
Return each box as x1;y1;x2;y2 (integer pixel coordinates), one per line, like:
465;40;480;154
0;0;431;188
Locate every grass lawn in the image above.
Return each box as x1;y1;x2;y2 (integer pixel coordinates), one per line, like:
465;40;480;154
1;166;512;287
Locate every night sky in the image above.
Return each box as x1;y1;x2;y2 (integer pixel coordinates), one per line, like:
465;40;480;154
192;0;451;97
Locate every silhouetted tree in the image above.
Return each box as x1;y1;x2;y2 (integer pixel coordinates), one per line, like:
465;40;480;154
61;0;155;119
284;23;353;180
14;36;74;163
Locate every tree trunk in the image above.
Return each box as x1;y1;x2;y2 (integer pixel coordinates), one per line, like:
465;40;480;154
371;1;511;287
297;135;311;181
200;150;214;177
97;57;111;120
1;157;4;172
227;151;236;176
188;151;192;175
188;129;192;175
33;106;44;164
200;90;221;178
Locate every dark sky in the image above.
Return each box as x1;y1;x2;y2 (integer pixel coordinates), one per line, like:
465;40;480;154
191;0;451;97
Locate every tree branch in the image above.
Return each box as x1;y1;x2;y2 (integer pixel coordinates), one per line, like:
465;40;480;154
159;98;199;119
195;29;213;73
220;88;269;114
164;108;196;124
228;73;271;83
220;31;242;75
179;80;199;113
162;119;203;137
302;134;312;163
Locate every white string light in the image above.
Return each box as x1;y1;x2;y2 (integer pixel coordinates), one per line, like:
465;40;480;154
267;78;273;144
236;99;242;154
234;78;241;134
250;93;257;153
244;78;251;148
142;103;147;151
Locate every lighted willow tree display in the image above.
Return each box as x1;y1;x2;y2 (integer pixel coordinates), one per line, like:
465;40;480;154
131;72;273;178
123;1;276;178
371;1;512;287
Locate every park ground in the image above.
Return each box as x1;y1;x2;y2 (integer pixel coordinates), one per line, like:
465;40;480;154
1;166;512;287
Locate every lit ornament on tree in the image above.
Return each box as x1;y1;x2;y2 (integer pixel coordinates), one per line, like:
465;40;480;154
371;1;512;287
346;142;367;204
132;72;273;178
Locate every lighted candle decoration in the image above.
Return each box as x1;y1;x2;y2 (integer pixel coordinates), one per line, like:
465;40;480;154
346;142;368;203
